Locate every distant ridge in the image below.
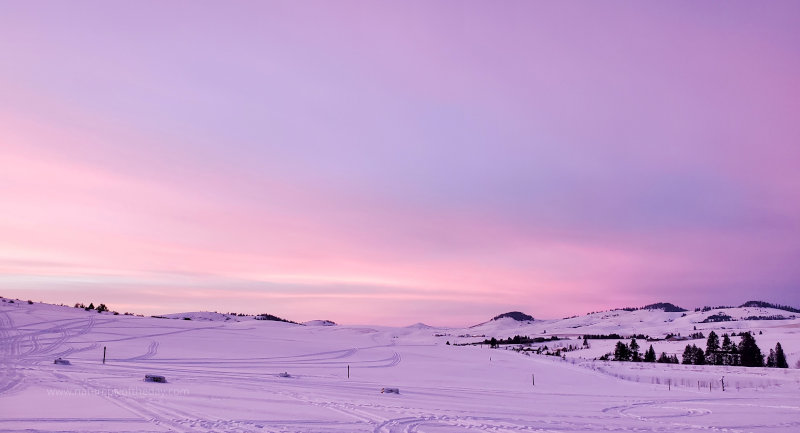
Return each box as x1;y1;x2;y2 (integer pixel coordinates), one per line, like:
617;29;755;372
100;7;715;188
640;302;687;313
254;313;298;324
739;301;800;314
406;322;434;329
492;311;534;322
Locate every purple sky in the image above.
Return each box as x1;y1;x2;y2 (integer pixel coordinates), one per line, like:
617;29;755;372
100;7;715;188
1;2;799;325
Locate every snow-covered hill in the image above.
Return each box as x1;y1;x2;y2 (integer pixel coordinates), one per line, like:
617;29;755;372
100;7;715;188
465;305;799;340
1;298;799;432
303;319;337;326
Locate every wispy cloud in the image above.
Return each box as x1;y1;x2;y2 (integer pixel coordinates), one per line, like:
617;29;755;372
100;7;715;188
1;2;799;324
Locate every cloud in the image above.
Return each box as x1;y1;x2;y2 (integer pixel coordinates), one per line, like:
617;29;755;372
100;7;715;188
1;2;799;323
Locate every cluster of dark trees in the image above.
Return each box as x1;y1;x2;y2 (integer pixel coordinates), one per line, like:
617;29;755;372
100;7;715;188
483;335;560;348
254;313;297;324
583;333;648;340
682;331;788;368
696;305;733;312
492;311;534;321
603;338;678;363
701;313;733;323
739;301;800;314
619;303;687;312
695;301;800;314
600;331;788;368
594;302;688;314
74;302;110;313
742;315;795;321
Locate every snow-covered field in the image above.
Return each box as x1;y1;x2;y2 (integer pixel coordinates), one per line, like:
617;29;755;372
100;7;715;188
2;300;800;432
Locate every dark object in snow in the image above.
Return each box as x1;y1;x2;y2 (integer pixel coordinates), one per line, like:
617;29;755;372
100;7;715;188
381;387;400;394
54;358;71;365
145;374;167;383
278;372;291;378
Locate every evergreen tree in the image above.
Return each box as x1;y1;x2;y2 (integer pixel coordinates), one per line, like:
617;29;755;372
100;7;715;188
720;333;733;351
766;349;776;367
705;331;721;365
657;352;670;363
644;345;656;362
614;341;631;361
87;303;95;310
721;333;737;366
629;338;641;362
694;346;705;365
775;342;788;368
738;332;764;367
682;344;695;364
490;337;498;348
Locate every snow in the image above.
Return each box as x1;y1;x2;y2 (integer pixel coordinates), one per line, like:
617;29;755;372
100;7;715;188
2;301;800;432
162;312;246;322
303;320;337;327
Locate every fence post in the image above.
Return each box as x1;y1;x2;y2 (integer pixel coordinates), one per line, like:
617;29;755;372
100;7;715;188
103;346;106;364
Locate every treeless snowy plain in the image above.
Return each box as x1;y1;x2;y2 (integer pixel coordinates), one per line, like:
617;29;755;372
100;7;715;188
1;301;799;432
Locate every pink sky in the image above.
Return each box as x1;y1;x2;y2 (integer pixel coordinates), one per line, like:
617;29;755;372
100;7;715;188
1;2;799;325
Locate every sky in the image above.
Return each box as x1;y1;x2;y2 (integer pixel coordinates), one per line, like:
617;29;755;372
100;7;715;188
1;1;799;326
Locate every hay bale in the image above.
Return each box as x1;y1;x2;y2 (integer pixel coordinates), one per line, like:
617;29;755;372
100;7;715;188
144;374;167;383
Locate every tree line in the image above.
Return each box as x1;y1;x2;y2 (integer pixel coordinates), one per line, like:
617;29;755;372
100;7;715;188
600;331;788;368
682;330;788;368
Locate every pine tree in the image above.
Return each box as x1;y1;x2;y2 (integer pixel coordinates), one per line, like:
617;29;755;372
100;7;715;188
721;333;736;366
614;341;631;361
644;345;656;362
682;344;695;364
738;332;764;367
657;352;670;363
87;303;95;310
705;331;721;365
694;346;705;365
775;342;788;368
629;338;641;362
766;349;776;367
